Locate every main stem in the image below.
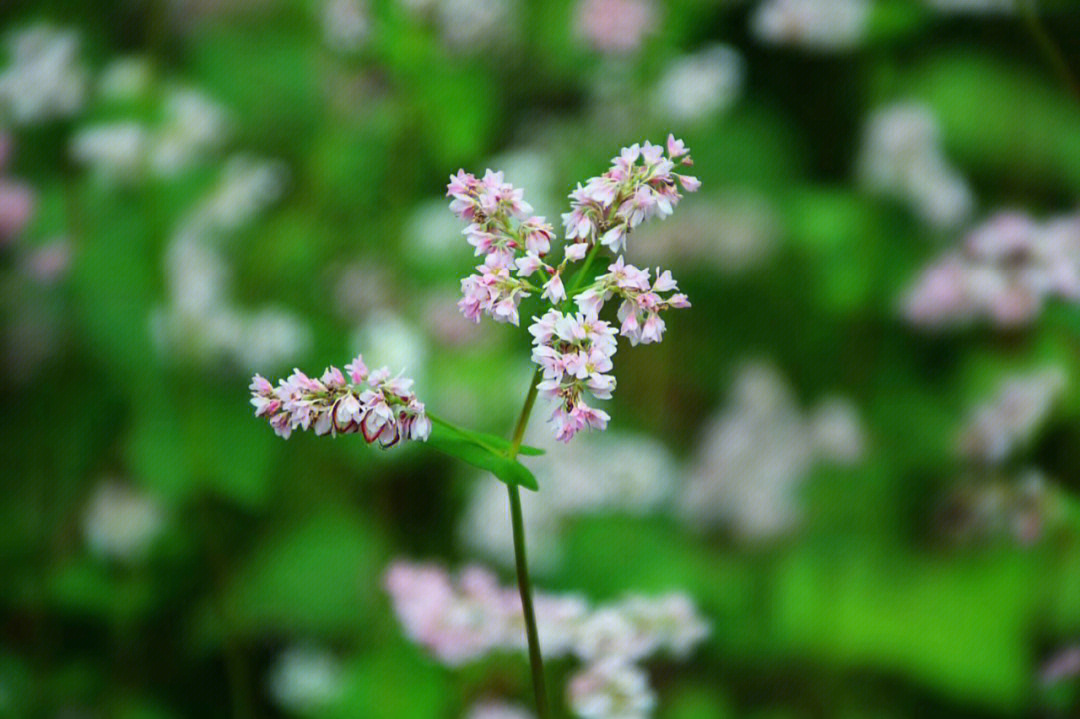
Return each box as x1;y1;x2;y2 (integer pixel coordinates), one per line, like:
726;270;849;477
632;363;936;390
506;367;548;718
505;241;604;717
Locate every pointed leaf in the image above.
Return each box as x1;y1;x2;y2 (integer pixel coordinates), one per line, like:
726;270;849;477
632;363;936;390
427;424;539;491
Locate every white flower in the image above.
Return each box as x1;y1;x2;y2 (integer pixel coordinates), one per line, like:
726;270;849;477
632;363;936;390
857;102;973;231
70;122;151;182
568;659;656;719
678;361;864;540
466;701;535;719
83;481;164;563
751;0;871;51
150;87;228;176
268;645;344;715
352;311;429;385
654;44;744;124
0;25;87;124
957;368;1067;463
323;0;370;52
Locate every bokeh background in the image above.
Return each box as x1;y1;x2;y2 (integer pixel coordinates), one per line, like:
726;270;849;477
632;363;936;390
5;0;1080;716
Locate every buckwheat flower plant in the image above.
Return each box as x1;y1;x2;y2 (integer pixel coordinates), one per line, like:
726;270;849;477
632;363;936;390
249;137;700;718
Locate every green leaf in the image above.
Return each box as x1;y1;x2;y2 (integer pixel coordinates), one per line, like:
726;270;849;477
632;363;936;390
426;424;540;491
426;414;545;456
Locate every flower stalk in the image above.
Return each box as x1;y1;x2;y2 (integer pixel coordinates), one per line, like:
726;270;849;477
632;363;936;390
504;368;549;717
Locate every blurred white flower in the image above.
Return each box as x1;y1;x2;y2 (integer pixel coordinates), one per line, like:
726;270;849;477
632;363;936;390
150;87;229;176
568;658;656;719
153;156;308;371
239;308;313;370
353;310;430;384
678;361;865;541
268;645;344;715
654;45;744;124
71;122;151;182
83;481;165;563
634;190;780;273
957;367;1066;464
466;701;535;719
0;25;87;124
857;102;973;231
751;0;870;52
72;86;228;182
438;0;514;51
459;430;677;573
323;0;371;53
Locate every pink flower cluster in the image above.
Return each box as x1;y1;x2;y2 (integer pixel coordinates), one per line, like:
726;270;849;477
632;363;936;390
531;310;618;442
384;560;709;715
576;256;690;346
563;136;699;254
449;169;557;325
249;355;430;446
448;137;699;441
902;211;1080;328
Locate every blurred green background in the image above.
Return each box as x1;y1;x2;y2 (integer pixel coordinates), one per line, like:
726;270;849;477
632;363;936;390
5;0;1080;716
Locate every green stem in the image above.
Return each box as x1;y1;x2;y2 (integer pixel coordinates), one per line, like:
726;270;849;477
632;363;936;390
505;368;549;718
566;243;604;301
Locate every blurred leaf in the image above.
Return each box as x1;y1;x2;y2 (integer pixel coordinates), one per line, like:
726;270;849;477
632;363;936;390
194;508;388;645
328;639;449;719
772;546;1035;709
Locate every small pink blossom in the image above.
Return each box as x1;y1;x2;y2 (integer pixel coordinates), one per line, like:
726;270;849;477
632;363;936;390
542;271;566;304
565;242;589;261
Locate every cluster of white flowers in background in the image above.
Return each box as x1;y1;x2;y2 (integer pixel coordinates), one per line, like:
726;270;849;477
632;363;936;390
385;561;708;719
267;644;344;715
466;701;535;719
633;190;780;274
72;84;228;183
0;24;87;125
460;430;677;573
152;156;310;370
857;102;973;231
678;362;865;541
83;480;165;563
653;44;744;125
322;0;371;53
399;0;515;54
574;0;658;55
902;211;1080;328
957;367;1066;464
751;0;870;52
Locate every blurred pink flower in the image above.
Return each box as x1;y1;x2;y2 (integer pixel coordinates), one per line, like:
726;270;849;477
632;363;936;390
575;0;658;54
